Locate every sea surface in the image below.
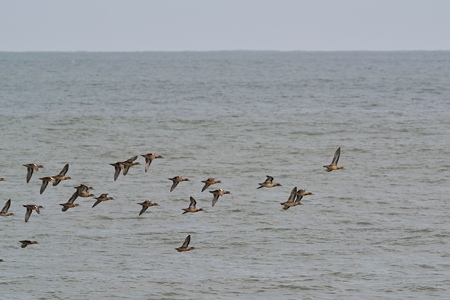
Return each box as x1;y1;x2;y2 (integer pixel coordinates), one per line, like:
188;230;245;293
1;51;449;299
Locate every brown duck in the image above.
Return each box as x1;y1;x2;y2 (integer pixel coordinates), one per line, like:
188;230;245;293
257;175;282;189
23;205;44;222
20;240;38;248
175;235;195;252
169;176;190;192
323;147;344;172
138;200;159;216
210;189;231;207
92;193;114;208
182;197;204;214
141;153;163;172
201;177;222;192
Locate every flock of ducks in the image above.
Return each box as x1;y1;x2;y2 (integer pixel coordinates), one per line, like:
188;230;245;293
1;148;343;252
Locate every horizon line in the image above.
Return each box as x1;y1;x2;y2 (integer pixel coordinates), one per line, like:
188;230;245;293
1;49;450;53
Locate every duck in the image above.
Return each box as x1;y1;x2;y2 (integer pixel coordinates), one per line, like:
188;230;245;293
92;193;114;208
60;202;80;212
169;176;190;192
323;147;344;172
141;153;163;172
210;189;231;207
0;178;5;181
76;184;94;196
52;164;71;186
201;177;222;192
0;199;14;216
257;175;282;189
60;193;80;212
182;197;204;214
120;156;141;175
19;240;38;248
23;204;44;223
175;235;195;252
280;187;302;210
23;163;45;183
68;184;95;203
138;200;159;216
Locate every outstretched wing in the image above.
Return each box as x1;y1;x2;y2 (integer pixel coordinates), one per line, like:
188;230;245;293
40;180;49;194
125;156;138;163
25;167;34;183
139;205;148;216
181;235;191;248
265;175;274;183
1;199;11;213
331;147;341;165
24;207;32;222
211;194;219;207
287;187;297;203
59;164;69;176
189;197;197;208
170;181;179;192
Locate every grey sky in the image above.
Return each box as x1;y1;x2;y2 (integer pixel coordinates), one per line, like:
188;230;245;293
1;0;450;51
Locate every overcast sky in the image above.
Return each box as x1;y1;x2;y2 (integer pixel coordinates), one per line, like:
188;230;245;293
1;0;450;51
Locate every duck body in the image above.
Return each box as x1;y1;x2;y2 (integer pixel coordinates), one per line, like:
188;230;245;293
92;193;114;208
20;240;38;248
176;235;195;252
141;153;163;172
23;205;44;222
201;177;222;192
257;175;282;189
138;200;159;215
169;176;190;192
182;197;204;214
323;147;344;172
210;189;231;207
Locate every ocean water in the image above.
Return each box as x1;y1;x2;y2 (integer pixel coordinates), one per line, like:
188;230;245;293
1;51;450;299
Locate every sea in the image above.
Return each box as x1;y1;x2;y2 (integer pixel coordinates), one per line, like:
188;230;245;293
0;51;449;299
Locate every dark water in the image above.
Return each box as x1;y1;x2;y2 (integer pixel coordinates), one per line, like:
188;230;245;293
1;51;450;299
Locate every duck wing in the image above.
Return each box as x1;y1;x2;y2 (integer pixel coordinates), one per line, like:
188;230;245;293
24;207;32;222
59;164;69;176
1;199;11;213
181;235;191;248
331;147;341;165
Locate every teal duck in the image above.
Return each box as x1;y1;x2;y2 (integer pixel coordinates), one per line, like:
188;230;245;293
323;147;344;172
175;235;195;252
169;176;189;192
257;175;282;189
201;177;222;192
20;240;38;248
92;193;114;208
210;189;231;207
182;197;204;214
141;153;163;172
23;205;44;222
138;200;159;216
